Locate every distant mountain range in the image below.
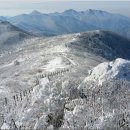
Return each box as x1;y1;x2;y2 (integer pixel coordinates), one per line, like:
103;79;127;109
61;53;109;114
0;9;130;37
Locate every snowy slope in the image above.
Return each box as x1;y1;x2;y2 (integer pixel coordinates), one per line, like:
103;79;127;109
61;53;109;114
0;21;33;51
68;30;130;60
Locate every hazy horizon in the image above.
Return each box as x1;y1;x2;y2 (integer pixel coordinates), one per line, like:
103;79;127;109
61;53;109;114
0;1;130;17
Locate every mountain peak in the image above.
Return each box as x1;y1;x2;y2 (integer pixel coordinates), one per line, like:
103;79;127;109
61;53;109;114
86;9;108;15
31;10;42;15
63;9;78;14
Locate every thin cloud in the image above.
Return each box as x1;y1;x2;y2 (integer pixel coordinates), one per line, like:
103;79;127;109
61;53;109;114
0;1;130;17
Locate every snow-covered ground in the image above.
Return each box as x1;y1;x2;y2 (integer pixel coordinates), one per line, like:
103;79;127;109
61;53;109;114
0;31;130;129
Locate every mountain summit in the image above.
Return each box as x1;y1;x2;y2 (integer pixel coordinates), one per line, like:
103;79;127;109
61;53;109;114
30;10;42;15
63;9;79;15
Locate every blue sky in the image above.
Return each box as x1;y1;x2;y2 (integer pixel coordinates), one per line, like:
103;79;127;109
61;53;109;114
0;0;130;17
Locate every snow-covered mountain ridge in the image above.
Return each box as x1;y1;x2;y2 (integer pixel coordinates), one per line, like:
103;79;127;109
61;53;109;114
2;9;130;37
0;21;33;52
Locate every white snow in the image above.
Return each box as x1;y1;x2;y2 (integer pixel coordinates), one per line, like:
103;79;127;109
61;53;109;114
0;62;13;69
32;77;50;105
49;45;69;53
85;58;130;84
1;122;10;129
44;57;70;72
48;57;62;67
0;86;10;95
